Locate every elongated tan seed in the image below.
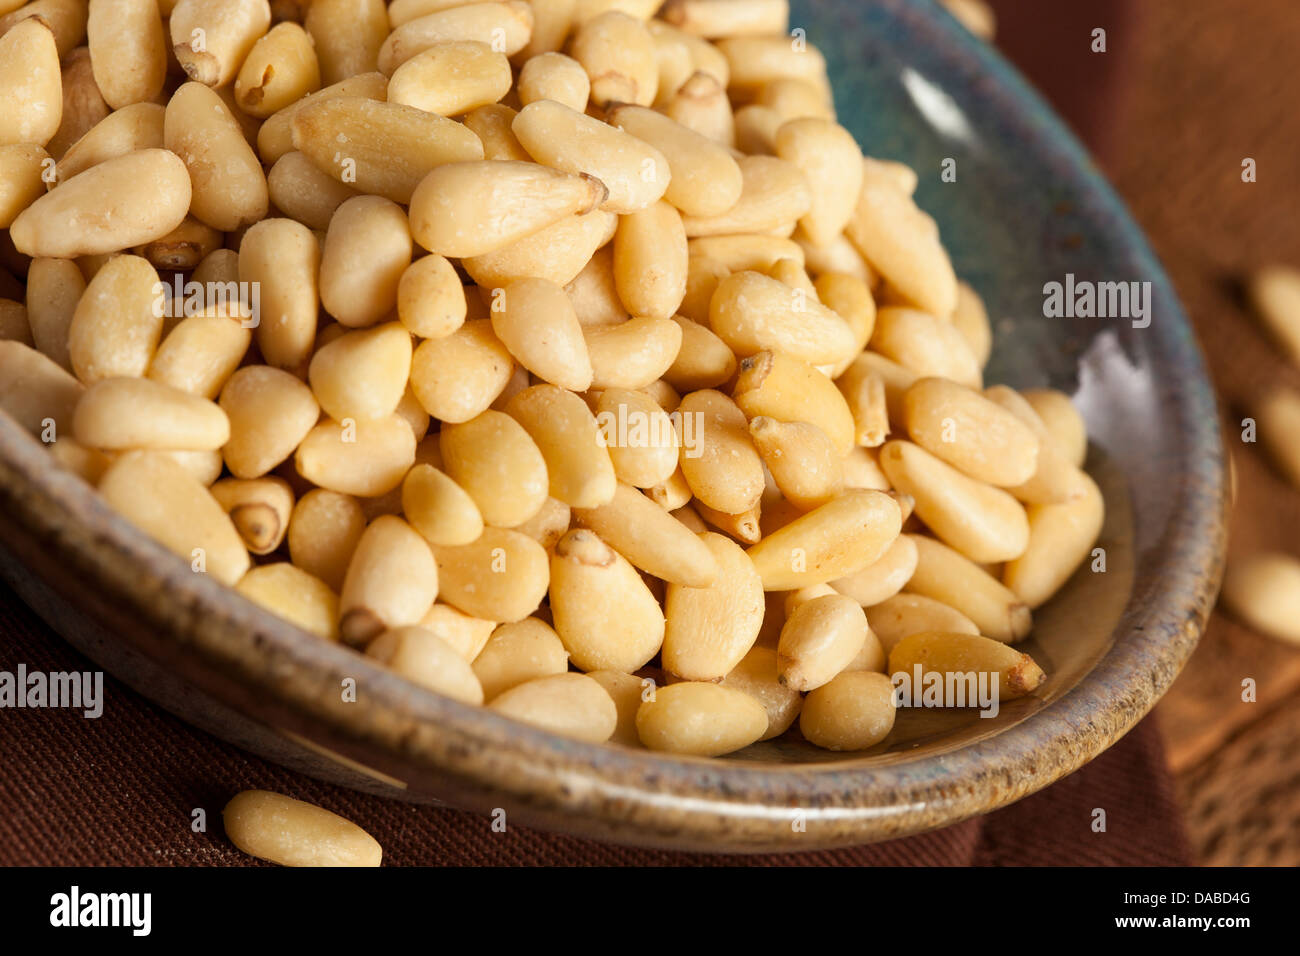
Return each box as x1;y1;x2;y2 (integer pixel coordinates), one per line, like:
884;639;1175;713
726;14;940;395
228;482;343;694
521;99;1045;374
295;415;417;497
287;489;366;591
1002;470;1104;609
888;631;1046;700
573;481;718;587
0;19;62;148
506;385;615;509
866;593;979;654
88;0;167;110
220;366;320;480
212;476;295;555
777;593;868;691
636;681;767;756
906;534;1031;643
1220;551;1300;646
903;377;1039;487
662;531;763;680
236;563;338;642
170;0;271;87
339;515;438;646
365;626;484;703
472;618;570;701
677;388;765;514
440;410;549;528
432;527;549;622
489;672;617;743
223;790;381;867
733;350;856;455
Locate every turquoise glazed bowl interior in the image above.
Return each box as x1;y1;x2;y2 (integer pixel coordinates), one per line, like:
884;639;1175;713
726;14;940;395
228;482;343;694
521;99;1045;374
0;0;1226;851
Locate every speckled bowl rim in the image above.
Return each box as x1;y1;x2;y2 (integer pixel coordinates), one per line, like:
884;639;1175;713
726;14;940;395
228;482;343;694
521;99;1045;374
0;0;1226;852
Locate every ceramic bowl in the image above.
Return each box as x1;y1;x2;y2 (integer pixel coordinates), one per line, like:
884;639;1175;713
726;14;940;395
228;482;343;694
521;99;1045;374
0;0;1226;851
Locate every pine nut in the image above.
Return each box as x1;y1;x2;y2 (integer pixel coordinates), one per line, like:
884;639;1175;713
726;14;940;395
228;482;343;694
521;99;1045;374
234;22;321;118
164;82;268;231
830;532;918;607
570;10;657;107
801;669;896;750
73;377;229;451
718;644;800;740
396;254;465;339
1022;388;1088;468
951;280;992;368
287;489;366;591
237;218;319;372
338;515;438;646
907;534;1031;642
490;279;593;391
1256;385;1300;490
776;593;868;691
224;790;381;867
517;52;588;111
870;306;982;389
613;199;688;320
295;414;417;497
0;145;50;229
983;385;1091;504
661;531;762;680
1247;265;1300;368
304;0;389;85
594;387;679;488
817;272;876;377
308;323;412;423
256;72;388;166
573;481;718;586
0;18;62;148
236;562;338;642
66;255;162;384
749;416;845;510
801;232;873;284
709;271;857;368
662;314;737;391
584;315;683;389
473;617;570;700
291;97;484;204
462;103;531;162
717;34;827;90
410;320;515;423
683;155;809;237
773;118;862;247
733;350;856;455
507;494;572;549
746;489;902;590
635;680;767;756
319;195;412;328
693;500;760;544
663;69;734;145
169;0;270;87
677;388;765;514
586;668;645;747
1220;551;1300;646
212;477;294;555
147;315;252;400
1003;470;1104;609
489;672;617;743
267;151;359;232
365;625;484;703
690;235;805;272
45;48;107;161
25;258;82;373
464;208;618;288
389;41;512;116
506;384;615;508
10;148;191;258
513;99;670;214
866;592;979;655
84;0;165;111
0;340;83;437
432;526;549;622
888;631;1046;700
379;1;534;75
903;377;1039;487
661;0;788;37
417;602;497;662
99;451;250;586
842;445;891;491
219;366;320;480
133;217;222;272
402;463;484;547
440;409;549;528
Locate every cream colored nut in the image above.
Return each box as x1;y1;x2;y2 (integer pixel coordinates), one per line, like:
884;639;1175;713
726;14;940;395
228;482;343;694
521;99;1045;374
517;52;590;112
594;387;679;488
842;445;891;491
661;0;788;37
86;0;165;109
870;307;982;389
716;34;827;91
983;385;1091;504
0;0;85;59
567;246;628;326
472;617;569;701
951;280;992;369
490;278;593;391
10;149;191;258
570;10;657;107
267;151;360;232
27;257;84;373
304;0;389;85
223;790;380;867
0;340;83;437
746;489;902;590
549;528;664;672
903;377;1040;486
517;0;577;57
212;477;294;555
817;272;876;377
662;315;737;391
866;592;979;655
613;200;688;321
219;366;320;480
0;19;62;147
1003;470;1104;609
0;145;50;229
693;500;761;545
339;515;438;646
287;488;366;591
888;631;1046;700
170;0;270;87
44;47;107;161
839;368;890;447
512;99;669;214
1220;551;1300;646
388;40;512;116
462;102;531;162
99;451;250;586
662;531;763;680
586;669;646;747
800;232;873;284
308;323;412;422
432;527;550;622
256;72;388;166
365;626;484;704
777;592;868;691
133;216;222;272
410;160;605;259
800;670;895;751
677;388;765;514
584;315;682;390
573;481;718;586
766;257;818;298
416;602;497;662
440;410;549;528
663;69;734;145
295;414;417;497
635;680;767;756
165;82;269;231
234;22;321;118
689;235;805;273
757;78;835;123
646;16;695;106
682;155;811;238
604;103;742;218
378;1;535;75
74;377;229;451
402;463;484;548
719;644;801;740
879;440;1029;564
505;385;615;509
1256;385;1300;490
847;175;958;317
1247;265;1300;369
467;209;619;292
733;350;857;455
291;97;484;204
749;416;845;510
147;315;252;399
410;320;515;423
397;254;466;340
239;217;320;372
67;255;164;384
1022;388;1087;468
489;672;617;743
236;563;338;642
709;270;856;368
830;533;919;608
320;195;412;328
510;495;572;550
906;534;1031;643
774;118;863;247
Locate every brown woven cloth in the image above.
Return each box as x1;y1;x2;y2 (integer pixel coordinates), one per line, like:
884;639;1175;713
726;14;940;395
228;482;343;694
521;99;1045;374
0;581;1188;865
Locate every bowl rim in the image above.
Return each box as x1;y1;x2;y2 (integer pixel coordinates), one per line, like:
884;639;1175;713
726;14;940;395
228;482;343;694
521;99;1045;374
0;0;1227;852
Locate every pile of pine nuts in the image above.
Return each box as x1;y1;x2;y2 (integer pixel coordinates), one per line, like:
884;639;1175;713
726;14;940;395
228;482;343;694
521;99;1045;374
0;0;1102;758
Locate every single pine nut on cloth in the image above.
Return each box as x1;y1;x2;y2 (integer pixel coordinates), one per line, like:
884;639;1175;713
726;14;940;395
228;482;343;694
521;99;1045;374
0;2;1106;763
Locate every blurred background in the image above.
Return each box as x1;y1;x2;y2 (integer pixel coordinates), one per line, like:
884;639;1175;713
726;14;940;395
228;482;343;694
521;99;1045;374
964;0;1300;865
